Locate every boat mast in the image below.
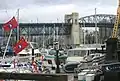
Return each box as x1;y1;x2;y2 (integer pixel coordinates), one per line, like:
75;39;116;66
43;25;45;48
17;9;20;41
57;18;59;49
15;9;20;68
53;24;56;48
83;22;86;44
3;29;13;59
57;18;59;41
95;8;98;44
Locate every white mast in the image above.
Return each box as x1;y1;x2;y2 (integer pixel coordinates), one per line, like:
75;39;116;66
95;8;98;44
53;24;56;48
54;24;56;42
57;19;59;41
43;25;45;48
17;9;20;41
15;9;20;68
2;29;13;59
62;22;64;47
83;22;86;44
48;27;50;45
57;18;59;49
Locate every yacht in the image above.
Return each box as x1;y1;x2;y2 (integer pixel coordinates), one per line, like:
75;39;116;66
63;44;106;73
18;42;41;62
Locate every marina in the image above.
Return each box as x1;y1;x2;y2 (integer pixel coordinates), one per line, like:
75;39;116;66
0;0;120;81
0;15;112;81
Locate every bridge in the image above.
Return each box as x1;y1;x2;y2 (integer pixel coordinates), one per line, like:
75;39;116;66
0;13;117;47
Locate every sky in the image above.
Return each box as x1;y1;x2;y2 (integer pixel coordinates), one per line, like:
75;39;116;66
0;0;118;23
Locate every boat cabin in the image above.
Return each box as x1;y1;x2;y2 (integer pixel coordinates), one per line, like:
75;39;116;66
66;44;106;63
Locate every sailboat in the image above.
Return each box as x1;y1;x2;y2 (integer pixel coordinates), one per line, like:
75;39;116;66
0;9;33;74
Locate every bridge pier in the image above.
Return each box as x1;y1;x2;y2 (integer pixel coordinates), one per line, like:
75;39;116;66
65;12;81;47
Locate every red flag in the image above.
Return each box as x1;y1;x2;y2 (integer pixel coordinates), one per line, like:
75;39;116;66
13;37;28;54
3;17;18;32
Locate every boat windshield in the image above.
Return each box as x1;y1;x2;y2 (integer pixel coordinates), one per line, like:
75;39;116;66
49;49;56;55
27;42;39;49
41;50;47;54
67;50;87;57
90;49;106;54
41;49;48;55
49;49;64;56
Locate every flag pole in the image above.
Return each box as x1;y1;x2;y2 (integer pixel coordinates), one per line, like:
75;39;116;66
2;29;13;59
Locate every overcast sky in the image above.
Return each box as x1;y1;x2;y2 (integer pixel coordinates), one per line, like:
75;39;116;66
0;0;118;23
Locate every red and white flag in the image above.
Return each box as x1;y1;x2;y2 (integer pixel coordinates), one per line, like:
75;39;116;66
3;17;18;32
13;37;28;54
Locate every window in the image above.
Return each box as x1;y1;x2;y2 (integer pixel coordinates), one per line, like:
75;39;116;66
67;50;87;57
67;50;73;57
75;19;78;24
49;49;56;55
